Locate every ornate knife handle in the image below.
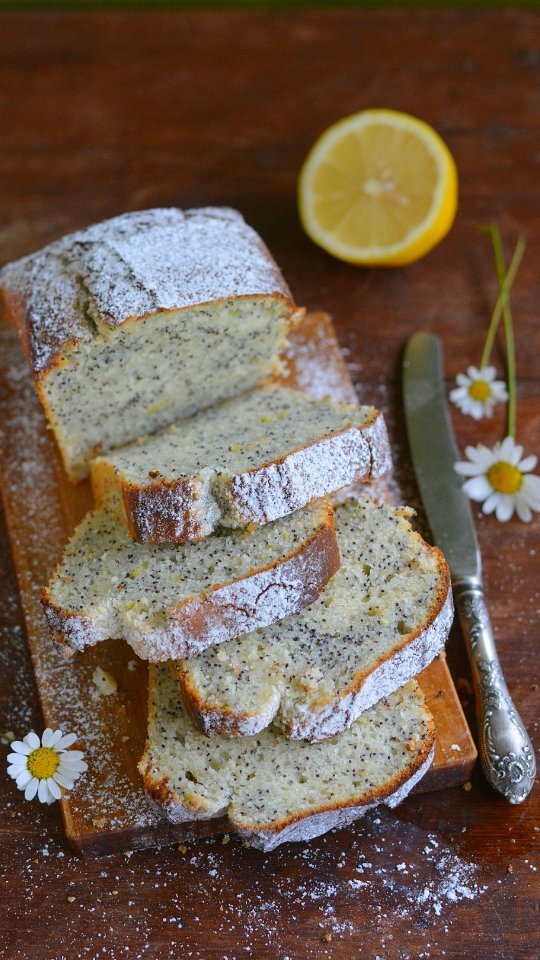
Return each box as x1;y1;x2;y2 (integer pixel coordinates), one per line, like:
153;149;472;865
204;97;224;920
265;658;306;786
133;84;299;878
454;580;536;803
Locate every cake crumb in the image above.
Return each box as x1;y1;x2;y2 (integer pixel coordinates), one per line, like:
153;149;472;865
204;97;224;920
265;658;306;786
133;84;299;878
322;932;333;942
463;781;472;792
92;666;118;696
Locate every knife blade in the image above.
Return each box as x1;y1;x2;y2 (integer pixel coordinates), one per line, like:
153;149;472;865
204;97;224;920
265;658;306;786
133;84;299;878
403;332;535;803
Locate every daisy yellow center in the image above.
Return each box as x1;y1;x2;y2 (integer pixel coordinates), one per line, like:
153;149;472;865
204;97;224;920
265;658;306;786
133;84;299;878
468;380;491;402
487;461;523;495
27;746;59;780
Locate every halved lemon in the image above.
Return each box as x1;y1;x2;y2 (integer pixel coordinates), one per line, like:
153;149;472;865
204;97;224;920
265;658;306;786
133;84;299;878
298;108;458;266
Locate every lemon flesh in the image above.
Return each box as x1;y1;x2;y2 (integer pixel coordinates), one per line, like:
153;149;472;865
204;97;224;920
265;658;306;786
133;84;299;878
298;109;458;266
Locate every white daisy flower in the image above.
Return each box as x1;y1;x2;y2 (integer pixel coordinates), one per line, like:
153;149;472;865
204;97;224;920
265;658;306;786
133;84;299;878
450;366;508;420
455;436;540;522
6;728;87;804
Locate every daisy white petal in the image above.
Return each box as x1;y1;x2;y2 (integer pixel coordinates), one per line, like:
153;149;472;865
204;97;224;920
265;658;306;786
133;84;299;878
491;381;508;401
470;401;488;420
25;779;39;801
481;492;500;515
455;461;485;477
7;752;27;767
518;454;538;473
52;772;75;789
58;758;87;776
58;750;85;763
23;732;40;750
57;766;85;782
41;728;54;747
515;499;533;523
10;740;32;756
47;778;62;800
466;443;494;464
495;496;514;522
42;729;63;748
55;732;77;751
521;475;540;506
462;476;493;501
499;437;522;464
7;764;26;779
15;770;33;789
37;778;51;804
57;757;86;771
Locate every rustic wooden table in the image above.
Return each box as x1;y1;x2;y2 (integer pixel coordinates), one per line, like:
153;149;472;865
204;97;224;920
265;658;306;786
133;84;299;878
0;9;538;960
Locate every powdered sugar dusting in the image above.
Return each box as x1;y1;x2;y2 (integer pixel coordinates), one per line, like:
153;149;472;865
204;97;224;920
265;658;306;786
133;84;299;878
0;207;293;373
229;413;391;526
0;327;161;839
0;803;497;960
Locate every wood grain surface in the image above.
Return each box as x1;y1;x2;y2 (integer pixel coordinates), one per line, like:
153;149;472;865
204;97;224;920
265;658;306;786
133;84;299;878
0;9;538;960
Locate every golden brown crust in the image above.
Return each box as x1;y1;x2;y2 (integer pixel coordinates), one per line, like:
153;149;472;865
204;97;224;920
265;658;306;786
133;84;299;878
122;476;206;543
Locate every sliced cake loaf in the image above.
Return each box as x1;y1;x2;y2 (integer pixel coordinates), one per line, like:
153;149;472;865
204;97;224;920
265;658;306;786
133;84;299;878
90;385;391;544
177;498;452;741
0;207;301;480
41;501;339;661
139;664;435;851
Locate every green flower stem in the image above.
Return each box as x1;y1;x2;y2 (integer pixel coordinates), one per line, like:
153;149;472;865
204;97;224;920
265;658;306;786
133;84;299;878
489;227;525;440
479;229;526;373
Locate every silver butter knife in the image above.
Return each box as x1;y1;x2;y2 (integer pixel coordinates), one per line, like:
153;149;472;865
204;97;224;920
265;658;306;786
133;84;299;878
403;331;536;803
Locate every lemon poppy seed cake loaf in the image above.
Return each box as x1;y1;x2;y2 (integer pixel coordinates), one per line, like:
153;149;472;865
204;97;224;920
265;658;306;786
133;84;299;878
41;501;340;661
177;498;452;740
139;665;435;851
0;207;300;480
91;385;391;543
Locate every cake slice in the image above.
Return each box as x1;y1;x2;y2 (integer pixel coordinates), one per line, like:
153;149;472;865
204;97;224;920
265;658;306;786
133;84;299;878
139;664;435;851
0;207;301;480
90;385;391;544
41;501;339;661
177;498;452;740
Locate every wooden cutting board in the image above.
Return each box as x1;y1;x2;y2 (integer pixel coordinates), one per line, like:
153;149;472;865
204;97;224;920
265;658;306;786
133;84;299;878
0;309;476;857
